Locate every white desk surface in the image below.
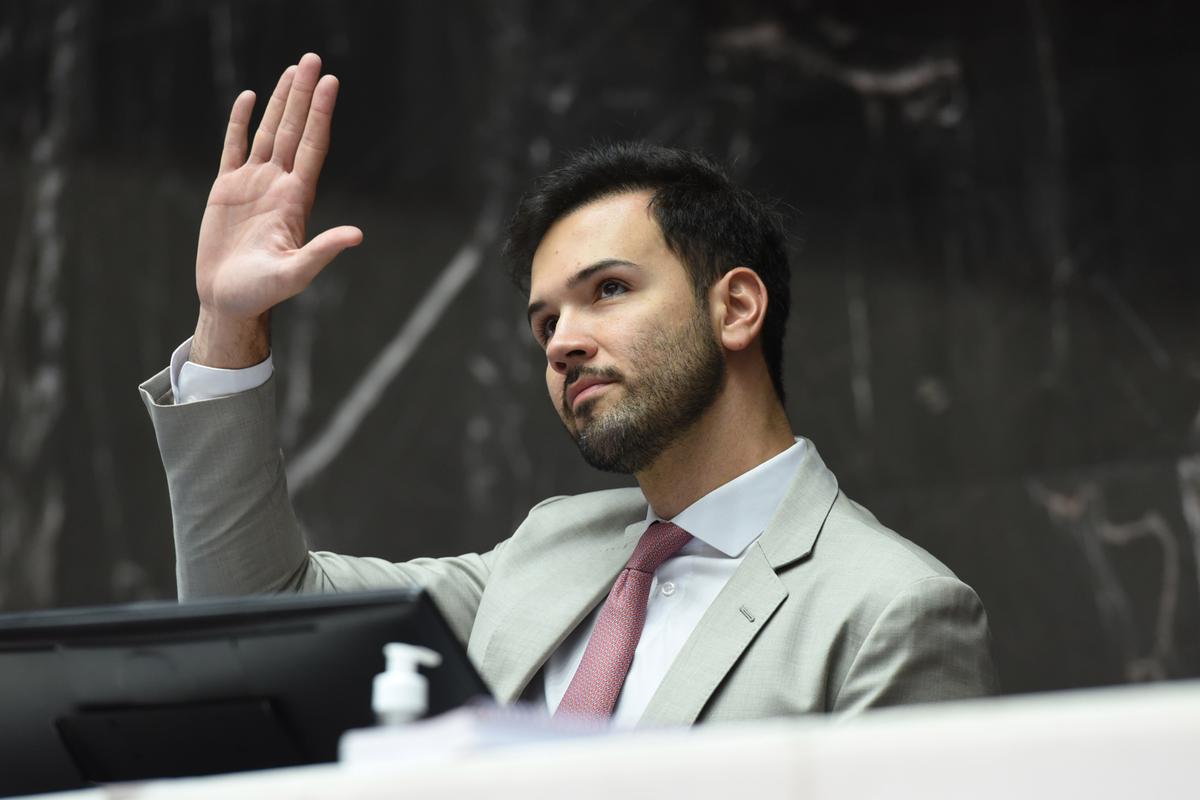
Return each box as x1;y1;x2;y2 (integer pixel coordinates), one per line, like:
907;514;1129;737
29;679;1199;800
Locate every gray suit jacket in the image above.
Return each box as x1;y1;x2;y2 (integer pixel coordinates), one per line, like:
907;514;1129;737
140;369;996;725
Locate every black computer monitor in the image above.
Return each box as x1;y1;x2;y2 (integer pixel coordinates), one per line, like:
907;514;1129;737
0;589;490;797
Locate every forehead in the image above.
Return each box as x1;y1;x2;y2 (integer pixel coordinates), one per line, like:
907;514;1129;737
529;190;670;293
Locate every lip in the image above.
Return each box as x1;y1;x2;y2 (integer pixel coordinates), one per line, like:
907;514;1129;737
567;377;614;411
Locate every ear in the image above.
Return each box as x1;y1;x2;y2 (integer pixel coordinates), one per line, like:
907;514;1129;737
709;267;768;352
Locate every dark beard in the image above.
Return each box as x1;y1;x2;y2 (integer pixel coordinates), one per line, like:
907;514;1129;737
565;305;726;474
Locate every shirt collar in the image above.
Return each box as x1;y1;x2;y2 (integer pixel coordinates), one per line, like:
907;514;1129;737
642;438;807;557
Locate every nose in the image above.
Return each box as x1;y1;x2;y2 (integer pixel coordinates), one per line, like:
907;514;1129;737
546;313;597;375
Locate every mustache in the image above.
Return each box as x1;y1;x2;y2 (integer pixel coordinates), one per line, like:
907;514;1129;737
563;365;624;413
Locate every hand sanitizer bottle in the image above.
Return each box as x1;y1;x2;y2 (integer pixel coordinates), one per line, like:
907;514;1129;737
372;643;442;726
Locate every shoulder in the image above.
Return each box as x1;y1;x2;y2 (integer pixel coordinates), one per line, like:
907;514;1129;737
771;491;994;698
818;497;997;705
780;490;979;623
523;487;646;530
822;492;958;583
487;487;646;568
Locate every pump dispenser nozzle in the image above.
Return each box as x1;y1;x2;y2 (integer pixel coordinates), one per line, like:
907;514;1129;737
372;643;442;726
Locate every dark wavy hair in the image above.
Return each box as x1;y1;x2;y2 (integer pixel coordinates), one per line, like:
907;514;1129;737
502;142;791;403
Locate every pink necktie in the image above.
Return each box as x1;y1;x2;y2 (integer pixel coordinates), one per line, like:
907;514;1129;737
556;521;694;718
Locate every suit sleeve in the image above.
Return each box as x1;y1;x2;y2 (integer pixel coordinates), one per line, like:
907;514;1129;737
832;575;998;713
138;367;495;644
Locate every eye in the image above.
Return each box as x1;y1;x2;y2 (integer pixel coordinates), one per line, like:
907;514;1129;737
598;279;626;299
540;316;558;342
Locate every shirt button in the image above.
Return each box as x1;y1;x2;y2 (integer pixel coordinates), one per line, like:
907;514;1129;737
660;581;676;596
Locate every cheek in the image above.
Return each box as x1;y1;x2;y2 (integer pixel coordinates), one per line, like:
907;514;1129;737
613;316;664;363
546;365;563;405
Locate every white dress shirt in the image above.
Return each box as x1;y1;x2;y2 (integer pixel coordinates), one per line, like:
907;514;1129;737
170;337;274;403
169;340;806;726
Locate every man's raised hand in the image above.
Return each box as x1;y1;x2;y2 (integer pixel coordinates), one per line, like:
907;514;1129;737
191;53;362;368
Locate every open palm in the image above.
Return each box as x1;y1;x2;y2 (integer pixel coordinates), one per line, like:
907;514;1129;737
196;54;361;326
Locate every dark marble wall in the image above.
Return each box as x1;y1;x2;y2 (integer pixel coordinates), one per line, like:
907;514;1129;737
1;0;1197;696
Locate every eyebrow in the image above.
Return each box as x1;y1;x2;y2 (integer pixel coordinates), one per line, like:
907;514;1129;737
526;259;641;324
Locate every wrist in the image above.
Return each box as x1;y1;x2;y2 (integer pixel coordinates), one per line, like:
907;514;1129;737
190;306;271;368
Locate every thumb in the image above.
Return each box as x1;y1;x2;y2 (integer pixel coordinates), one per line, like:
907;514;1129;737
290;225;364;285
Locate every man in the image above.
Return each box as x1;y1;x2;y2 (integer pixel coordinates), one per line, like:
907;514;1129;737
140;53;996;726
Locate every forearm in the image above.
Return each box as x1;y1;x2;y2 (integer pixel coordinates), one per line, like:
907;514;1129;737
140;362;495;637
140;367;310;598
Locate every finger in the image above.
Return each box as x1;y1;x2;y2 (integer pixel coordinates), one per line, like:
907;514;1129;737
249;65;296;163
285;225;364;291
217;90;256;175
293;74;339;190
272;52;322;172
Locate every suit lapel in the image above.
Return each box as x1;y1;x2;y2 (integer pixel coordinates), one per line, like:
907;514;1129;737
756;439;839;571
640;543;786;725
640;439;841;724
480;517;646;704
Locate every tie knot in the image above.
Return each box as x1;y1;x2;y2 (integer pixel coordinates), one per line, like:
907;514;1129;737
626;521;693;575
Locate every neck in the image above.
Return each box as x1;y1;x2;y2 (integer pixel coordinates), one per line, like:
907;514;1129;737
634;375;794;519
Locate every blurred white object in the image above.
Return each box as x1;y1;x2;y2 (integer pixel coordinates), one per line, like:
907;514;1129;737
370;643;441;727
339;701;607;766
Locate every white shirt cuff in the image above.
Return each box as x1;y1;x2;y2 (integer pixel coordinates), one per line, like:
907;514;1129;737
170;336;274;404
